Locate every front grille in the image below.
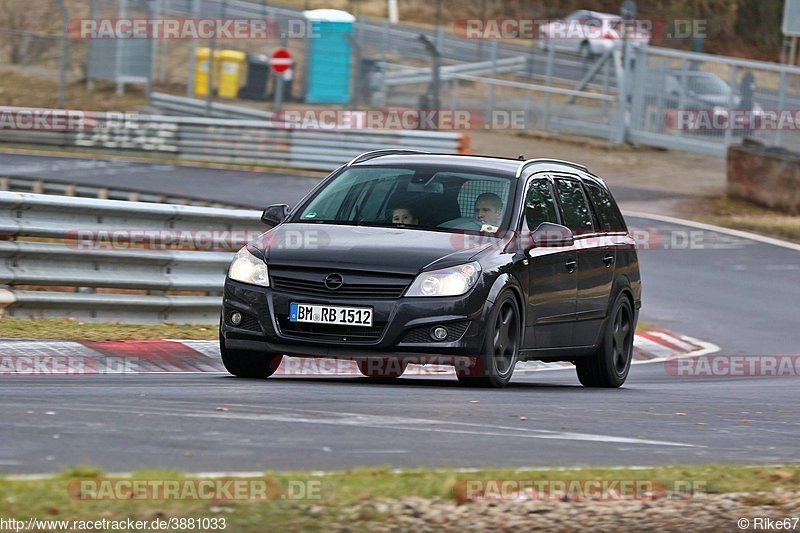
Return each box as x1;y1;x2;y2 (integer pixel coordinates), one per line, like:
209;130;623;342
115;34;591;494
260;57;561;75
225;308;262;332
276;316;385;342
269;267;412;299
400;321;470;344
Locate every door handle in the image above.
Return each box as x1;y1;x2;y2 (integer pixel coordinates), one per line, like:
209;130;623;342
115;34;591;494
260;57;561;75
603;254;615;266
565;258;577;272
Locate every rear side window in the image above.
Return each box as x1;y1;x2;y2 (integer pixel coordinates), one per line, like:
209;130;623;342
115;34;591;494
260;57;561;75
585;183;626;232
554;178;594;234
524;179;559;230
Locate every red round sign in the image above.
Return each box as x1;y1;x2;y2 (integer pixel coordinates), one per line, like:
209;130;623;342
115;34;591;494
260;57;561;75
269;48;293;74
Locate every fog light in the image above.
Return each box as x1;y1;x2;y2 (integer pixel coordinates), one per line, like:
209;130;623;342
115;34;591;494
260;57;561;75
230;312;242;326
431;326;448;341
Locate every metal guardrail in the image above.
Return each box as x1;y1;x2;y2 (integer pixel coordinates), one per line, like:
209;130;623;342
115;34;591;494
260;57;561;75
149;92;276;121
384;57;528;87
0;175;240;209
0;191;264;324
0;106;467;171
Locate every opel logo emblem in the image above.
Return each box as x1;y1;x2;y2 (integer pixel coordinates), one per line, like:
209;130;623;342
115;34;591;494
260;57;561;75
324;273;344;290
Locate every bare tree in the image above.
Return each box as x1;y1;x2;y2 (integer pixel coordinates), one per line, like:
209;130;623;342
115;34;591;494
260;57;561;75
0;0;60;64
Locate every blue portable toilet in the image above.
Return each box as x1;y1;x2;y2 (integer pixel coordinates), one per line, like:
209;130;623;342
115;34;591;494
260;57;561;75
303;9;356;104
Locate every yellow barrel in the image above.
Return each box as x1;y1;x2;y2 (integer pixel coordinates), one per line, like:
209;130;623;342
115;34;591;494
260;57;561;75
217;50;246;99
194;47;211;96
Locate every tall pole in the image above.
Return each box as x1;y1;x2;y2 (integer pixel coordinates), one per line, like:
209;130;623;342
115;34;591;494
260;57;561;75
418;34;440;125
54;0;68;108
187;0;200;97
274;33;287;113
206;0;226;114
387;0;398;24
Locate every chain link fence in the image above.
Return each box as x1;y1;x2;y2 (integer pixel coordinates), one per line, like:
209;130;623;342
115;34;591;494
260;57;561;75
4;0;800;158
629;46;800;155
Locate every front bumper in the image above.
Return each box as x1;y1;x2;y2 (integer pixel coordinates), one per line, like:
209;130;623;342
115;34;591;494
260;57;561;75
221;279;490;358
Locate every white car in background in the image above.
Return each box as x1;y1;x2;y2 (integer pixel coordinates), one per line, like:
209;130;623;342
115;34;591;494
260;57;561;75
540;10;651;59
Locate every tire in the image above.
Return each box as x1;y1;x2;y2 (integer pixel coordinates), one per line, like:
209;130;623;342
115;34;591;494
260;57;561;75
576;294;634;388
219;335;283;379
456;291;520;388
357;359;408;379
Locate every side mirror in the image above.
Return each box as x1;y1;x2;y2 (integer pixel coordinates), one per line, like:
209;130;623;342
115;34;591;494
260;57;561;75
531;222;575;248
261;204;290;226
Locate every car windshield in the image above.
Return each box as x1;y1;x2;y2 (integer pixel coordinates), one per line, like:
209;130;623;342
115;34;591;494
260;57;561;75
684;74;731;96
289;165;514;235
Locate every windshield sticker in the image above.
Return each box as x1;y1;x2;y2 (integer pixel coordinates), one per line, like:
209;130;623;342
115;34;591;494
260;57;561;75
304;212;317;218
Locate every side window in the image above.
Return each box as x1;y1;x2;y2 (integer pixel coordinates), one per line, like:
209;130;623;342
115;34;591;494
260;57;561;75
554;178;594;234
524;179;559;231
585;183;626;232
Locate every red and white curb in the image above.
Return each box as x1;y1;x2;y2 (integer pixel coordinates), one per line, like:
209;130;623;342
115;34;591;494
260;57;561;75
0;328;718;376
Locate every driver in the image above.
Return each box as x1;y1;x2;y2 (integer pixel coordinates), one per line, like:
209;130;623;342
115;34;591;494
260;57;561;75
474;193;503;227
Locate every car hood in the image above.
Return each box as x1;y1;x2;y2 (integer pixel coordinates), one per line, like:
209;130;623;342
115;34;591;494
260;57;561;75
254;223;496;275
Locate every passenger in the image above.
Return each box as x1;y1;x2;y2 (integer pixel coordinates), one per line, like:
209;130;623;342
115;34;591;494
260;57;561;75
391;206;420;225
474;192;503;227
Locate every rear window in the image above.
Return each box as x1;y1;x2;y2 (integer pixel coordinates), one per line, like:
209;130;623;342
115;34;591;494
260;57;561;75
585;182;626;233
554;178;594;235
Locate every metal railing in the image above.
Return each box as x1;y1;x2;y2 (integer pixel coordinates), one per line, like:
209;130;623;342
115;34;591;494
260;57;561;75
0;175;240;208
627;46;800;156
149;92;276;120
384;57;528;87
0;191;264;323
0;107;467;171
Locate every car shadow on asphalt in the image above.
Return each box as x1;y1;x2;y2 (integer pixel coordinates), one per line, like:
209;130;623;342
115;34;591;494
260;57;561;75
217;374;591;390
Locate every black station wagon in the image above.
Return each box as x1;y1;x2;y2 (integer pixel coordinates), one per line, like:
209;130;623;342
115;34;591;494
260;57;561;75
220;151;641;387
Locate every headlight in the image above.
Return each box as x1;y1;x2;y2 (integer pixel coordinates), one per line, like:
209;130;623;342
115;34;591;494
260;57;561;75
405;262;481;297
228;247;269;287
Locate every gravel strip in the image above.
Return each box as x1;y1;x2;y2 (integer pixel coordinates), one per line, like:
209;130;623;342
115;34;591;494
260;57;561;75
334;490;800;532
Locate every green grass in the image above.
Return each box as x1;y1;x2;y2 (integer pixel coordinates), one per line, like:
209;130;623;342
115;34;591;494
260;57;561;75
690;197;800;244
1;465;798;531
0;318;217;341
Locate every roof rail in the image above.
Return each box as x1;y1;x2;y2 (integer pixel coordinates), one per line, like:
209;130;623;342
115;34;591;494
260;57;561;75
515;158;588;178
347;149;431;166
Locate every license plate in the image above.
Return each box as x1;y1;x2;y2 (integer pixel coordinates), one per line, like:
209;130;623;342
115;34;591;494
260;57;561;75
289;303;373;327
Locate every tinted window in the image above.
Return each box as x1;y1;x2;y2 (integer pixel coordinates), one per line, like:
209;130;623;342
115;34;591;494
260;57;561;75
586;183;626;232
524;179;559;230
554;178;594;234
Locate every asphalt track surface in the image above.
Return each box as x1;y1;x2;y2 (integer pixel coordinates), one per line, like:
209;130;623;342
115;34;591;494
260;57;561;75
1;154;798;474
0;153;322;209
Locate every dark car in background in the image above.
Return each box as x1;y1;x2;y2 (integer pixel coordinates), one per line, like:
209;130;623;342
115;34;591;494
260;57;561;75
646;69;764;134
220;151;642;388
